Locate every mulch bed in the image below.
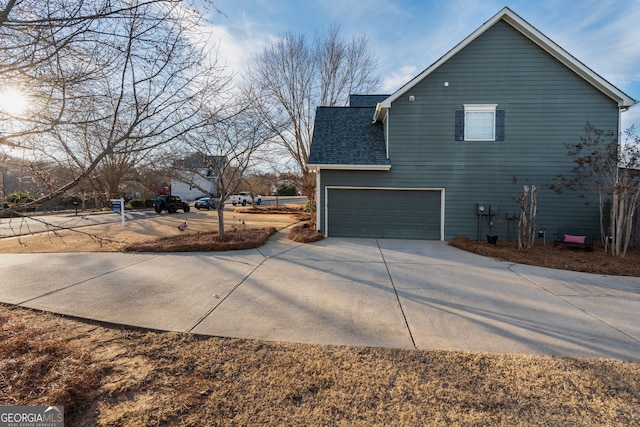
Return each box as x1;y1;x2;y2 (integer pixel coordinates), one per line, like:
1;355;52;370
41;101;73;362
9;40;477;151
449;236;640;276
124;227;278;252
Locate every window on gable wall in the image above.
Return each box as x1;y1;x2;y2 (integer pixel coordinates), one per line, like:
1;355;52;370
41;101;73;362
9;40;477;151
455;104;505;141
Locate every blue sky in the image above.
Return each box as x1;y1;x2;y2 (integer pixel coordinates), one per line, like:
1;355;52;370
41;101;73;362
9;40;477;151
206;0;640;131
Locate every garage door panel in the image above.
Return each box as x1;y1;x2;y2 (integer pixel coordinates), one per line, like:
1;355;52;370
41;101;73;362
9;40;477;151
327;189;441;239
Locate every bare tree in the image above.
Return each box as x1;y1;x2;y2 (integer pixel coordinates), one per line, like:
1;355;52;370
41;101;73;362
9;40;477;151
245;25;379;201
178;106;272;236
317;25;379;107
551;123;640;257
1;1;215;142
0;0;229;216
517;185;538;250
241;172;275;197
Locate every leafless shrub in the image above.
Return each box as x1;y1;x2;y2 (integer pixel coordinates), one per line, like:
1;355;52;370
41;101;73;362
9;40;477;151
288;222;324;243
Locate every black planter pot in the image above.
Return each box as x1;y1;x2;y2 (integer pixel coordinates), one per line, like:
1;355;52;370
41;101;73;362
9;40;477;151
487;235;499;244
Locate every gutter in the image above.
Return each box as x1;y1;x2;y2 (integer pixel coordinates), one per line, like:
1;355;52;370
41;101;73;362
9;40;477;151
307;164;391;171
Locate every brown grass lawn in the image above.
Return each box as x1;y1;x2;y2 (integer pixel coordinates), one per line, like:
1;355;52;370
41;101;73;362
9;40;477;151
1;208;639;425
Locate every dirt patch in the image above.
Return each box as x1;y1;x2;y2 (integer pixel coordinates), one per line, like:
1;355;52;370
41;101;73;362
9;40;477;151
449;236;640;276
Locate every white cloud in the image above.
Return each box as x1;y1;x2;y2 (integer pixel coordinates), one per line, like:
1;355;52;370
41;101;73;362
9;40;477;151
381;65;417;93
596;10;640;88
204;24;246;74
193;4;285;81
200;20;274;78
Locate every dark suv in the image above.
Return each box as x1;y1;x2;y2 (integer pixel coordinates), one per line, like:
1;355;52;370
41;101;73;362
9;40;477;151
154;195;190;214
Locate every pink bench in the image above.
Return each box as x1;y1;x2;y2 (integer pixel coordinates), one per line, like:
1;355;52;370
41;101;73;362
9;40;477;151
553;229;594;251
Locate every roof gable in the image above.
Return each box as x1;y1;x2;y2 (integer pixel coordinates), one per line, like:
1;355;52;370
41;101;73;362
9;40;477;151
374;7;636;122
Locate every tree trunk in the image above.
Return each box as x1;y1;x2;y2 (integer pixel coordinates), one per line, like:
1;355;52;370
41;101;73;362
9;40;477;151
217;204;225;237
518;186;529;250
301;169;316;226
518;185;538;250
527;185;538;248
599;192;606;250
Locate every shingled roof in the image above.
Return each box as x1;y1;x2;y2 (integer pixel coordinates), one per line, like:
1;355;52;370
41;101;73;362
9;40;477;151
348;94;389;107
308;105;390;169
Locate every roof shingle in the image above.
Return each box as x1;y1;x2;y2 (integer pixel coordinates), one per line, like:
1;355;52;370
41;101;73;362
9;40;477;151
308;106;389;167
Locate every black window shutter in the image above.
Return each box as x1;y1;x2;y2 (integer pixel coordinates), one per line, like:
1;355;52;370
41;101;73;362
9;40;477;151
455;110;464;141
495;110;505;141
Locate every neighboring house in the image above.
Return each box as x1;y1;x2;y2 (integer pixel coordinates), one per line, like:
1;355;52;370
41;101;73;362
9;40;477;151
171;153;225;202
308;7;637;241
271;178;299;196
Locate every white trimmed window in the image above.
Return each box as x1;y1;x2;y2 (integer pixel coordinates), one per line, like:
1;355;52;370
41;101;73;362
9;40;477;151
455;105;505;142
463;104;497;141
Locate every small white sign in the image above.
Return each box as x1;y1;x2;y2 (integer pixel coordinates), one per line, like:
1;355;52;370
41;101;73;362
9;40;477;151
110;198;125;225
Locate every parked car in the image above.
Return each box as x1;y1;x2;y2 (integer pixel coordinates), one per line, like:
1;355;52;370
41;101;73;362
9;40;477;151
229;192;262;206
154;195;190;214
194;197;218;210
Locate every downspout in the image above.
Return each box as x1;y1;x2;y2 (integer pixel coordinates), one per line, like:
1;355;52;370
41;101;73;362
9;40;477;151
315;168;321;231
618;105;628;177
618;106;623;172
616;107;622;246
385;115;390;159
615;105;629;249
373;103;391;159
618;106;624;144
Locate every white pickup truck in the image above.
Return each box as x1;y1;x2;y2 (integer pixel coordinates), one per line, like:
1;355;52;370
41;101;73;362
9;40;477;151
229;192;262;206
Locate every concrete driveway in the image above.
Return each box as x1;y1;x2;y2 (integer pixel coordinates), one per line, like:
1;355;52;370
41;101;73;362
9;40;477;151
0;231;639;360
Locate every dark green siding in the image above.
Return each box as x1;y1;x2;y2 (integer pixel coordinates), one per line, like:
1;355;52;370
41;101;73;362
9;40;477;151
327;189;441;239
318;21;619;241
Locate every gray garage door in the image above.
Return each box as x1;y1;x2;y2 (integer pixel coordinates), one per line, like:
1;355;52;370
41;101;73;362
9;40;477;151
327;189;441;239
